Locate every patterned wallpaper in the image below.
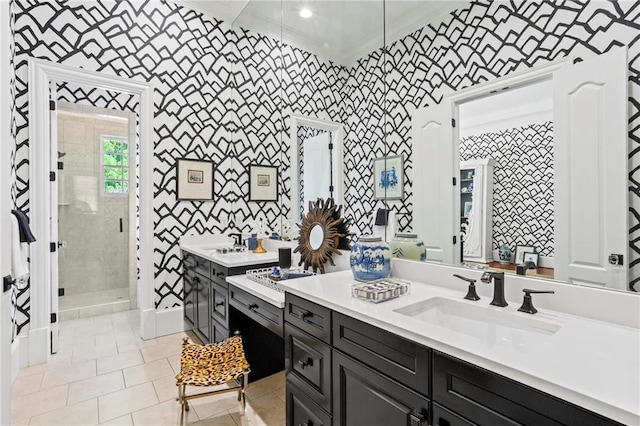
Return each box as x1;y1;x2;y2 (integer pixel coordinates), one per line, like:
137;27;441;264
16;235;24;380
460;122;554;257
8;0;640;334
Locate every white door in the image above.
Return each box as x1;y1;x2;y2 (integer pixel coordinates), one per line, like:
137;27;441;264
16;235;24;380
49;94;59;354
554;47;628;289
302;132;331;212
412;102;458;264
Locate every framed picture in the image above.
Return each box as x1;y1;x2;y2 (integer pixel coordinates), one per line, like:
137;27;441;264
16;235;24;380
373;155;404;200
176;158;214;200
463;201;473;218
522;252;539;267
249;164;278;201
514;245;537;264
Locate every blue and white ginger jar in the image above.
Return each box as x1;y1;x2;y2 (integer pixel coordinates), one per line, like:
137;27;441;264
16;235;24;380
350;235;392;282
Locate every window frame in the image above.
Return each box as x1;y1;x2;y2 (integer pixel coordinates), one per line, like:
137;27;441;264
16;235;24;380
100;134;129;196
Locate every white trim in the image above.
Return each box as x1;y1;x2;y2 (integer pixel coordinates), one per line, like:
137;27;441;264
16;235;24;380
155;306;186;337
28;58;156;364
289;113;345;223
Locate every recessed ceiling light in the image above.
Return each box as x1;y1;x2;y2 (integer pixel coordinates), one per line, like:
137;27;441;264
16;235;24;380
300;8;312;19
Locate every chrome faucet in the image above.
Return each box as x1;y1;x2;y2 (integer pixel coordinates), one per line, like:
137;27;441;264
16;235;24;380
516;261;536;276
480;271;508;307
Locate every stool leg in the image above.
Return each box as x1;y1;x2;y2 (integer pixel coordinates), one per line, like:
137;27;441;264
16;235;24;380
183;384;189;411
240;372;248;411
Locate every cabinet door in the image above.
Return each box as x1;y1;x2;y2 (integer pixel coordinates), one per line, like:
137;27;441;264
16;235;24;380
211;280;228;329
333;350;429;426
195;276;210;343
183;271;196;327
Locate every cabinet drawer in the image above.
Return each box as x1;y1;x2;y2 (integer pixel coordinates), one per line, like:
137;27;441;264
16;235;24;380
332;350;429;426
210;262;229;288
183;272;196;327
229;284;284;338
433;352;623;426
432;403;475;426
285;293;331;344
287;381;332;426
211;281;228;328
333;312;430;397
285;323;332;413
194;256;210;279
211;319;229;343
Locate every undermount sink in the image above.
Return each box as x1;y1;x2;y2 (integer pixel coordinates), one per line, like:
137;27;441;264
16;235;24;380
394;297;561;347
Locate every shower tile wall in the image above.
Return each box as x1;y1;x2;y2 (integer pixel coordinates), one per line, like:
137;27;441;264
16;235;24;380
57;109;130;296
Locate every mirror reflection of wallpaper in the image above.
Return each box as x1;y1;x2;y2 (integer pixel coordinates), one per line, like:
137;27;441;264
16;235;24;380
459;122;554;258
297;126;327;217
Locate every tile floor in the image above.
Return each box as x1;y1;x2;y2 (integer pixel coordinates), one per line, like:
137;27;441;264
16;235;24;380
10;310;286;425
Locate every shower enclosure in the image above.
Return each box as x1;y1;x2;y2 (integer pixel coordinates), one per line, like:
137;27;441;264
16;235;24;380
56;102;136;320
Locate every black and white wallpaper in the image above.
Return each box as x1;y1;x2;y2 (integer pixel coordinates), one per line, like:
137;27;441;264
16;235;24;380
9;0;640;334
460;122;554;257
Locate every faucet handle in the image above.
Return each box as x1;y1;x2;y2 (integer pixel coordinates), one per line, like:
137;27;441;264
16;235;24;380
518;288;555;314
453;274;480;301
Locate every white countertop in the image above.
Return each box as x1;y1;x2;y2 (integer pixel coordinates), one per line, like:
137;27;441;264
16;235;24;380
180;241;280;268
226;274;285;308
278;270;640;425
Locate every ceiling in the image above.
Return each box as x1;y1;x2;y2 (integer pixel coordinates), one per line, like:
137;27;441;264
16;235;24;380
174;0;469;66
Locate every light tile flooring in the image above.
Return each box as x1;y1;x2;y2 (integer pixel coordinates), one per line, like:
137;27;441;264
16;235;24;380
10;310;286;425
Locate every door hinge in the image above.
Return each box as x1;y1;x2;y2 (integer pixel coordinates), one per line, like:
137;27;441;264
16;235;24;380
328;142;334;150
452;177;457;186
50;171;56;182
452;118;456;127
50;313;57;324
49;100;56;111
58;288;65;297
329;185;334;193
50;242;57;252
453;235;457;244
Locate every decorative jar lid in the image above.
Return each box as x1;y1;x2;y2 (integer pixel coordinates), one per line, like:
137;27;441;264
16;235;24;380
394;233;417;239
357;235;381;242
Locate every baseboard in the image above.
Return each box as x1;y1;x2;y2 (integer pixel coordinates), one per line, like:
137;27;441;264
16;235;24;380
28;327;48;366
155;306;185;337
11;339;20;383
139;306;185;340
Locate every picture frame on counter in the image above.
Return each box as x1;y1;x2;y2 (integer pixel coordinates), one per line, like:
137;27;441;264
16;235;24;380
249;164;278;201
176;158;214;200
522;252;539;267
514;244;537;264
373;155;404;200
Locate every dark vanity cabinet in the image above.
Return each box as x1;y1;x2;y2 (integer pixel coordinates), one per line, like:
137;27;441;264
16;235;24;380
181;250;276;345
285;293;624;426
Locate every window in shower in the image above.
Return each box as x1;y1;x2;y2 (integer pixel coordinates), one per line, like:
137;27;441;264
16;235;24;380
102;135;129;195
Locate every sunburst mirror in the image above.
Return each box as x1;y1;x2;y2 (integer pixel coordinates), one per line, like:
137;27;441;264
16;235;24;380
295;198;352;273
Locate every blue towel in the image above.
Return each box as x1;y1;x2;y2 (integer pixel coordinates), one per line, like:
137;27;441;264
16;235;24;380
11;209;36;243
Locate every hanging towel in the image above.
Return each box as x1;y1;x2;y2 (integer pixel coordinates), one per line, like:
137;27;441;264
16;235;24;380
11;209;36;243
10;214;29;280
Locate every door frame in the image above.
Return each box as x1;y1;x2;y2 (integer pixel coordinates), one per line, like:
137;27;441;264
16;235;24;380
441;56;572;265
289;113;344;223
28;58;155;365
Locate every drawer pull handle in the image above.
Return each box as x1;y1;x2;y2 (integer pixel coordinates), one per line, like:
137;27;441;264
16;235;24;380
248;303;258;311
297;357;313;369
216;301;225;307
299;422;313;426
300;311;313;321
216;272;225;277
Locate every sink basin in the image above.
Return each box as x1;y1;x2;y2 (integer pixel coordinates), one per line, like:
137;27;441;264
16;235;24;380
394;297;561;347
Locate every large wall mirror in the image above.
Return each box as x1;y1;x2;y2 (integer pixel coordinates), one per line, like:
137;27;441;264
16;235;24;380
227;0;638;294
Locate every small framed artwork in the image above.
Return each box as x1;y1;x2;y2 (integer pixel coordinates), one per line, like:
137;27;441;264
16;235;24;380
176;158;214;200
249;164;278;201
514;245;537;264
522;252;539;267
463;201;473;218
373;155;404;200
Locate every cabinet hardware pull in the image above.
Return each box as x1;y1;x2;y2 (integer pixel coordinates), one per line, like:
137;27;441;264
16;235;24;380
298;421;313;426
216;301;225;307
300;311;312;321
248;303;258;311
216;272;225;277
297;357;313;369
